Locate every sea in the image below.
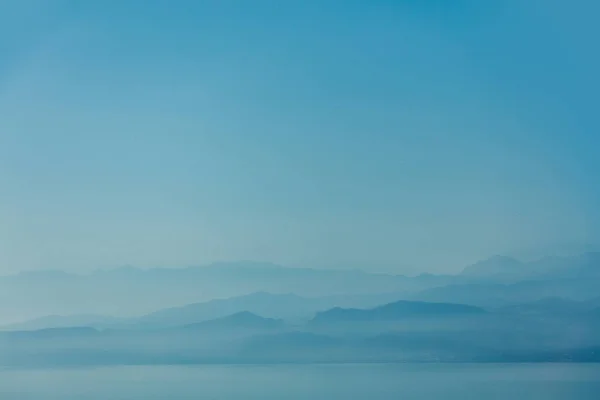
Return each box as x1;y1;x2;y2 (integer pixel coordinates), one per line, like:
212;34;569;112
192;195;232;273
0;363;599;399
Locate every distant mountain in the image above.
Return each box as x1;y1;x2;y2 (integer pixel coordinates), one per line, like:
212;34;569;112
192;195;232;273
2;327;99;340
1;306;600;365
3;253;599;326
2;314;123;331
413;278;600;307
460;252;600;282
461;255;524;278
509;243;600;262
494;297;590;316
0;262;436;325
134;292;322;328
135;291;419;328
532;252;600;279
183;311;284;331
311;300;485;324
2;291;412;331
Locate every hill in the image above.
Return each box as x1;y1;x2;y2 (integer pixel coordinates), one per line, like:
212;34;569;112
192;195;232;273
0;262;432;325
311;300;485;324
2;314;123;331
460;253;600;282
413;278;600;307
134;292;321;328
183;311;284;331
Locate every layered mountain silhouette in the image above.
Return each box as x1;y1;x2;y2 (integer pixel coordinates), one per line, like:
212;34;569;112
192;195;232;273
4;252;600;329
414;278;600;307
311;300;485;324
183;311;284;331
2;291;410;331
460;252;600;282
2;314;124;331
2;292;600;365
134;292;322;328
461;255;523;279
3;326;99;340
0;262;441;325
494;297;594;316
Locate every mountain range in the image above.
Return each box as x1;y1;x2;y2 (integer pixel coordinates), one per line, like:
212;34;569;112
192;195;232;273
2;295;600;366
0;261;448;325
2;252;600;329
311;300;485;324
460;252;600;282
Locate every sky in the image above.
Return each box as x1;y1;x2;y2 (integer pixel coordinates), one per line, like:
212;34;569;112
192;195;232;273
0;0;599;274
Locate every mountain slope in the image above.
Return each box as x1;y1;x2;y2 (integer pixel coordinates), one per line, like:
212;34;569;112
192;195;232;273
413;278;600;307
495;297;589;316
2;314;123;331
134;292;321;328
460;252;600;282
311;300;485;324
461;256;524;279
183;311;284;331
0;262;431;325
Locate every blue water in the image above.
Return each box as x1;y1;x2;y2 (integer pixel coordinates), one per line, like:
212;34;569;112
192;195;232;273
1;364;599;399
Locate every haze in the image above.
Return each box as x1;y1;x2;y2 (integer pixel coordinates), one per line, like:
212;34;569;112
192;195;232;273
1;0;599;274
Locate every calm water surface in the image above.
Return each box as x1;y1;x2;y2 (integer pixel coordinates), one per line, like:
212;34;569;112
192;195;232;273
0;364;599;399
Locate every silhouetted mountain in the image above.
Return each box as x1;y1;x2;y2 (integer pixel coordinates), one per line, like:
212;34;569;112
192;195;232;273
135;292;321;328
183;311;284;331
1;305;600;365
532;252;600;279
460;252;600;282
3;327;99;340
461;255;524;279
5;253;597;326
495;297;590;316
509;243;600;261
133;291;420;329
414;278;600;307
2;291;414;331
2;314;123;331
0;262;437;325
311;300;485;324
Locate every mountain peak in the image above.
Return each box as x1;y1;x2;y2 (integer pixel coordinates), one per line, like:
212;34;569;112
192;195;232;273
184;311;284;330
461;255;522;277
311;300;485;324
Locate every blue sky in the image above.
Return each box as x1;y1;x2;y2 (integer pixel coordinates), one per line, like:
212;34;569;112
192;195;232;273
0;0;598;273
